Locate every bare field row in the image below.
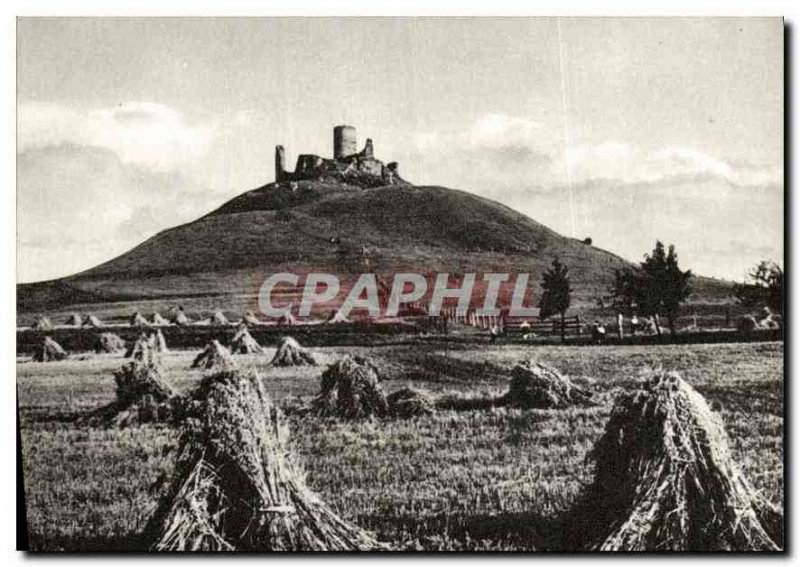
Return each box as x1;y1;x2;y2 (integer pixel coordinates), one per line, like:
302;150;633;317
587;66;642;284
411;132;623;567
18;341;783;551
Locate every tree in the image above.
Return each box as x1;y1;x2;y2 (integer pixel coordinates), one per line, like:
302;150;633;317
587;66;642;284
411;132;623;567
733;261;783;314
611;241;693;336
539;257;572;342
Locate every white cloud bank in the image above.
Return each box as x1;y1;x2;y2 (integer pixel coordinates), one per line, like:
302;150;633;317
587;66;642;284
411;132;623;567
17;102;227;282
414;113;781;189
18;101;216;171
408;113;783;280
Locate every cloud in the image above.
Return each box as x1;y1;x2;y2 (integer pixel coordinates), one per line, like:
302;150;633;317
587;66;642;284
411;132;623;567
557;143;782;188
415;113;546;153
18;144;136;246
18;101;216;171
16;142;222;282
414;114;782;191
505;174;783;280
653;146;734;179
411;113;554;188
468;113;544;146
410;114;783;279
16;101;240;282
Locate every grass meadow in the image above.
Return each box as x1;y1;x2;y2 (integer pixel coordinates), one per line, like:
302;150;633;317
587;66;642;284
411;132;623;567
17;341;783;551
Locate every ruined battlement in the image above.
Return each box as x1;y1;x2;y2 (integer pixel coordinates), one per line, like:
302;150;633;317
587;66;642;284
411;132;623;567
275;126;404;187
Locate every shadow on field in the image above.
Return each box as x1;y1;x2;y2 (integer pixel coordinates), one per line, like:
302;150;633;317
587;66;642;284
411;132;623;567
697;384;783;418
18;407;83;425
362;511;565;551
30;514;566;552
399;353;511;384
434;395;505;411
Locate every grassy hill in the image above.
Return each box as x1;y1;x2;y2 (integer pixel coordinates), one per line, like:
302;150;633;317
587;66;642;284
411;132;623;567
17;179;733;322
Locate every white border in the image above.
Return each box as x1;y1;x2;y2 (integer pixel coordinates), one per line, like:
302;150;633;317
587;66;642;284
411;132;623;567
6;2;797;16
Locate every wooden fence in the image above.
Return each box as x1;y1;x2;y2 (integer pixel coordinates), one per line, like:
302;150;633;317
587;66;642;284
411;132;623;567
505;316;583;336
426;309;583;335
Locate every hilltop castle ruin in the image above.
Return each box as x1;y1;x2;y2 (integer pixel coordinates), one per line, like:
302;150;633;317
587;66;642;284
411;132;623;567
275;126;403;187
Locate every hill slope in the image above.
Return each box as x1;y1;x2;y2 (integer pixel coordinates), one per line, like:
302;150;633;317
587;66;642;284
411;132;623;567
17;180;732;320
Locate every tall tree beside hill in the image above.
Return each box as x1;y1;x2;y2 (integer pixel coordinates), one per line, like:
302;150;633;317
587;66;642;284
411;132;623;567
733;260;783;314
539;257;571;342
611;241;693;336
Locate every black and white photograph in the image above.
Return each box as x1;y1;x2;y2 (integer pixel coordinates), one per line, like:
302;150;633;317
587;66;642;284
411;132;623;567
14;15;785;553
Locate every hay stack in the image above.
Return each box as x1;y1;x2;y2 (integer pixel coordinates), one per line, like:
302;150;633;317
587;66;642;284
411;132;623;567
151;313;170;326
65;313;82;327
32;315;53;331
243;311;262;325
32;336;68;362
230;326;264;355
326;311;350;324
565;371;781;551
126;334;159;364
642;317;660;335
130;311;150;327
94;332;126;354
311;356;387;419
278;312;296;326
387;387;435;418
173;309;192;326
126;333;151;360
211;310;230;326
152;329;169;353
126;331;168;360
83;314;105;328
82;358;180;428
737;315;759;332
143;369;383;551
760;316;780;329
756;308;780;329
503;360;592;409
270;336;315;367
192;340;236;371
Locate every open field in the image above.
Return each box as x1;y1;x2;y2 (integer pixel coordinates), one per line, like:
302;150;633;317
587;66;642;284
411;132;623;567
15;319;782;356
17;341;783;551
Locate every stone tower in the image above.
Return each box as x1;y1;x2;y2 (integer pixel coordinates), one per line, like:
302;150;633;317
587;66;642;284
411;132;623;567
333;125;357;160
275;145;286;182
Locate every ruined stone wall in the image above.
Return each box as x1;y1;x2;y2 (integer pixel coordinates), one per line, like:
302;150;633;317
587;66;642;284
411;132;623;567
362;138;374;159
357;157;383;177
295;154;325;176
274;127;405;186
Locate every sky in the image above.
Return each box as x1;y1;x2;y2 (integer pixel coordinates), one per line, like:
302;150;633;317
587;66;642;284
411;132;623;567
17;17;783;283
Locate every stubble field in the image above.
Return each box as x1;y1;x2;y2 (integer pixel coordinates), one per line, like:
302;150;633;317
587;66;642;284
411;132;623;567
17;341;783;551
